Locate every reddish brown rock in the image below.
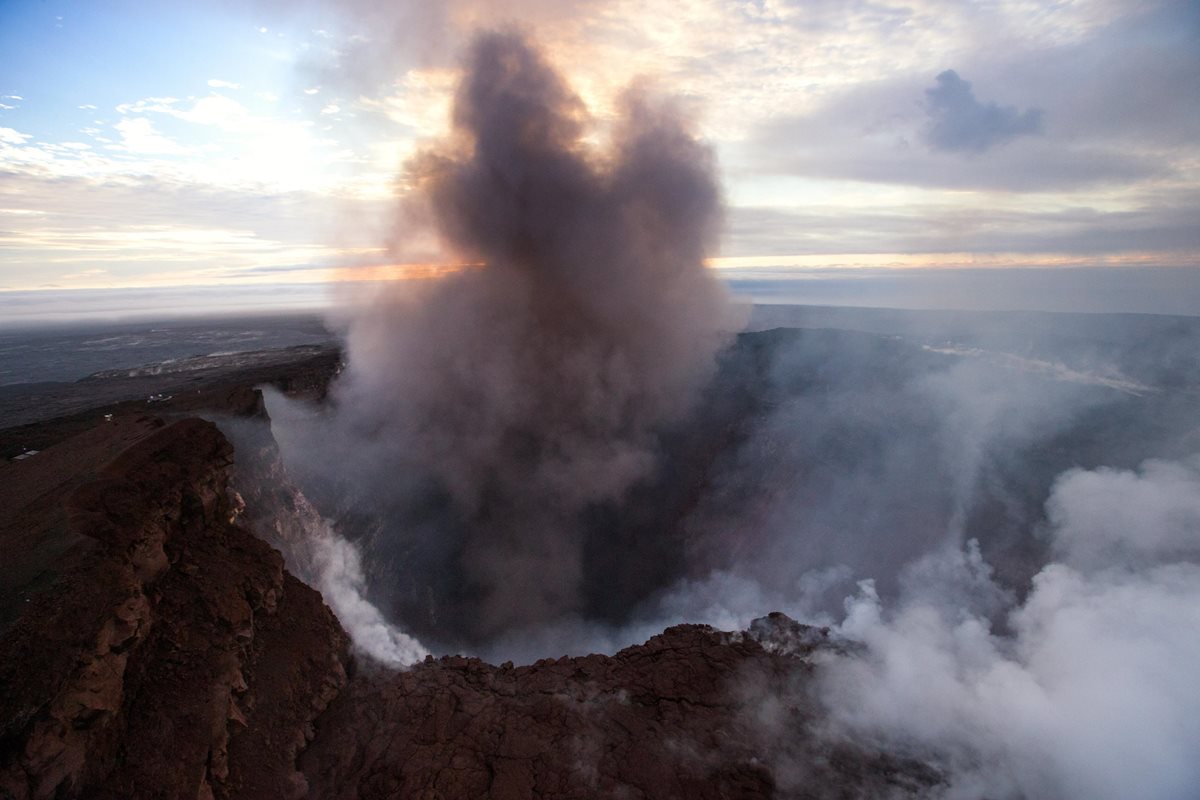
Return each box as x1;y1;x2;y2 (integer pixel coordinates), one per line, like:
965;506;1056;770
0;418;348;800
300;623;937;800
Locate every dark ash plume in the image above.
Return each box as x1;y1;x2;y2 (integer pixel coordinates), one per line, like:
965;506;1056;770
320;31;733;645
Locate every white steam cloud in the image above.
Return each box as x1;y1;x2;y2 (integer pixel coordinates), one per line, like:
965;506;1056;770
819;456;1200;800
306;518;430;666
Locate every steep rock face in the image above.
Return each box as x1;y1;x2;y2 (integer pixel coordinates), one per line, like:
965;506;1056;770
301;622;937;800
0;418;349;800
220;401;331;592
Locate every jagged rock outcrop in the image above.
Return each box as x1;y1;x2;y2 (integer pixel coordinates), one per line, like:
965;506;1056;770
0;418;348;800
300;622;936;800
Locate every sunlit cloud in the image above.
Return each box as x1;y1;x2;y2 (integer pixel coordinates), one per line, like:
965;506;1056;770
112;117;190;155
0;127;31;145
710;251;1200;272
0;0;1195;311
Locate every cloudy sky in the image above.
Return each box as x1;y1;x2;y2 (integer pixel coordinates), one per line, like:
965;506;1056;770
2;0;1198;319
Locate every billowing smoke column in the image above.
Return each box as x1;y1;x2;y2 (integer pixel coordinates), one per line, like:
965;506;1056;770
328;31;732;642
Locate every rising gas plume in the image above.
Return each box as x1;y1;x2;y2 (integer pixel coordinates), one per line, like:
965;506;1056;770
277;30;733;648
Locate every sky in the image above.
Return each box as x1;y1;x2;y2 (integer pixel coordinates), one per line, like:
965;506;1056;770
1;0;1198;321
